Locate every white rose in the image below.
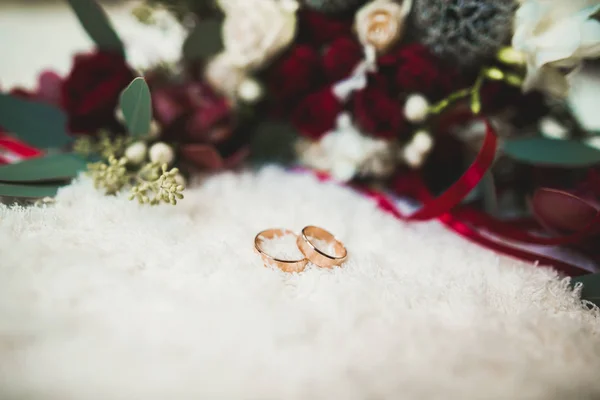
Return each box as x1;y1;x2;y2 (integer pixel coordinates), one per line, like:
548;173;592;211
512;0;600;97
218;0;298;71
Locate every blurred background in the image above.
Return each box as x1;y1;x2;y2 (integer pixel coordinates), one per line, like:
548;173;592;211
0;0;599;131
0;0;147;88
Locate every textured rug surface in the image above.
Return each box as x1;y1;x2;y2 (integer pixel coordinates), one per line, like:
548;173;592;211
0;167;599;400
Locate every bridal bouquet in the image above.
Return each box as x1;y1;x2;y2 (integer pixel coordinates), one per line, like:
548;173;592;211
1;0;600;293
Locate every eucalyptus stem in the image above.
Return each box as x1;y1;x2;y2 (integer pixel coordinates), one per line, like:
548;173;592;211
428;66;526;117
428;88;472;115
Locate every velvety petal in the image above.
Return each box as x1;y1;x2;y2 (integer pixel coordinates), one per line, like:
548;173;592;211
61;51;135;134
180;144;225;170
267;45;322;102
322;38;363;83
292;88;342;139
353;85;406;139
575;17;600;57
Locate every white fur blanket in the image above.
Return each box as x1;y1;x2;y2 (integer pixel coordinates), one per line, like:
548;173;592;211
0;167;599;400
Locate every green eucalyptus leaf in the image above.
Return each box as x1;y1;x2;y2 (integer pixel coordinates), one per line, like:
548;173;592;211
503;137;600;167
0;182;63;199
0;153;86;183
66;0;124;53
571;273;600;308
0;94;73;149
182;18;223;61
119;77;152;138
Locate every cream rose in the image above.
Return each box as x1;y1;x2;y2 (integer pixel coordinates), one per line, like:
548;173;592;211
354;0;413;53
218;0;298;71
204;53;247;100
512;0;600;97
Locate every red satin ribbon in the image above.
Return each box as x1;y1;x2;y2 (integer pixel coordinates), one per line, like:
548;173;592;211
0;134;43;160
405;121;498;221
295;120;593;277
367;190;590;277
452;207;600;246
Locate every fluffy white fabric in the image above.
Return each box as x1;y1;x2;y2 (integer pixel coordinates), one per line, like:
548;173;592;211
0;167;599;400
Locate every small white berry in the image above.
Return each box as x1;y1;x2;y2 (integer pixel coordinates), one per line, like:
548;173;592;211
411;130;433;154
115;107;125;123
124;141;147;165
539;117;568;140
148;120;160;138
237;78;263;103
149;142;175;165
402;145;425;168
404;94;430;123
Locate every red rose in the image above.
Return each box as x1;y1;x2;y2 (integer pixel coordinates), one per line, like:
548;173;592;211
297;9;354;45
322;37;363;83
353;85;406;140
267;45;322;103
152;82;246;171
292;88;342;140
61;51;135;134
379;44;459;100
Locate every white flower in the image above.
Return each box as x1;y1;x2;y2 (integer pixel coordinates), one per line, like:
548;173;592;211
354;0;412;54
218;0;298;71
512;0;600;97
298;113;395;181
121;8;187;69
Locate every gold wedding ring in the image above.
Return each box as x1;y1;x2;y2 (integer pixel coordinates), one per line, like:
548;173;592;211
254;228;308;273
296;225;348;268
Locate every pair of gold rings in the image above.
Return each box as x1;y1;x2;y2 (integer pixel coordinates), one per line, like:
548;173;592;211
254;226;348;273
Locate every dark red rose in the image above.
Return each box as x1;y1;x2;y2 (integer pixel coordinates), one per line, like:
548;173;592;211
353;85;406;139
292;88;342;140
152;82;232;141
152;81;246;170
322;37;363;83
267;45;322;103
297;9;354;45
379;44;460;100
61;51;135;134
378;43;431;67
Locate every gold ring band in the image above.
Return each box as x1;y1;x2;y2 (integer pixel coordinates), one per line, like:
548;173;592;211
254;228;308;273
296;225;347;269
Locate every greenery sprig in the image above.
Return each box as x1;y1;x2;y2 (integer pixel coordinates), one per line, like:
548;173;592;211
75;77;185;206
129;163;184;205
428;47;526;116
